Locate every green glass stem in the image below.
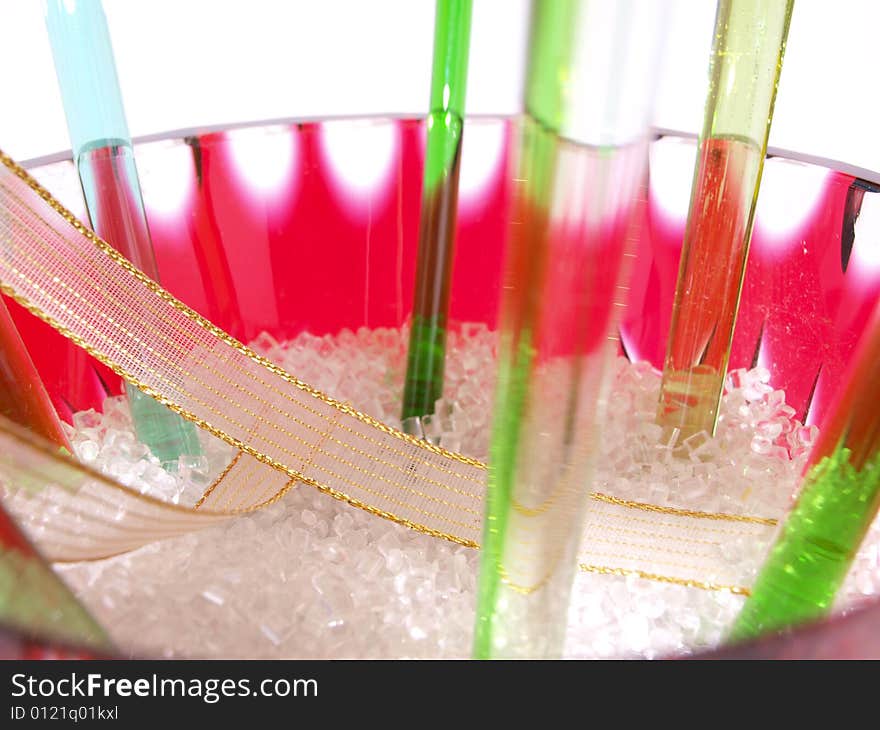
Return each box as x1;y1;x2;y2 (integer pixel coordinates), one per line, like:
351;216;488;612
422;0;471;189
473;328;537;656
730;300;880;641
401;0;472;426
730;448;880;641
0;501;111;652
401;111;463;423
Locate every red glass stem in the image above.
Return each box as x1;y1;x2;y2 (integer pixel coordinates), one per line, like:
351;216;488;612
0;297;71;451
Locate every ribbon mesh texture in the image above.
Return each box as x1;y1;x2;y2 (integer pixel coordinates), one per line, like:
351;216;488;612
0;150;780;593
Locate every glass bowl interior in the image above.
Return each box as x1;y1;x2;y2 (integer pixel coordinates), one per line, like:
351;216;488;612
5;116;880;659
13;116;879;429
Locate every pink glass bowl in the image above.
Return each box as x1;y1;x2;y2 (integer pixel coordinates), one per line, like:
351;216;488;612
5;116;880;658
13;118;879;429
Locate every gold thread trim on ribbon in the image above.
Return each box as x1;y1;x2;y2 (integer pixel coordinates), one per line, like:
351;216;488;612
195;452;242;509
0;263;481;545
1;175;486;512
0;146;783;597
0;409;765;592
497;556;561;596
0;154;484;548
0;149;485;471
0;415;229;518
590;492;778;526
578;563;752;596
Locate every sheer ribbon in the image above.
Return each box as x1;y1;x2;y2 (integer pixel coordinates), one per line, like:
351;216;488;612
0;150;780;594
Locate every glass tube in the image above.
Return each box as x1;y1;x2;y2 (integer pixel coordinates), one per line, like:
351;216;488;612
45;0;201;467
473;0;667;659
657;0;794;443
0;498;111;652
401;0;473;429
729;300;880;641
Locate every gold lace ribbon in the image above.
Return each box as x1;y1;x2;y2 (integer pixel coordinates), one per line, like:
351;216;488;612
0;149;779;593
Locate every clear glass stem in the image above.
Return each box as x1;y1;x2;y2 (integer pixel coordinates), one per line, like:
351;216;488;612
46;0;202;467
657;0;794;441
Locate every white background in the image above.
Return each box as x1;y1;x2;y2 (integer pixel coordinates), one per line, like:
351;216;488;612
0;0;877;174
